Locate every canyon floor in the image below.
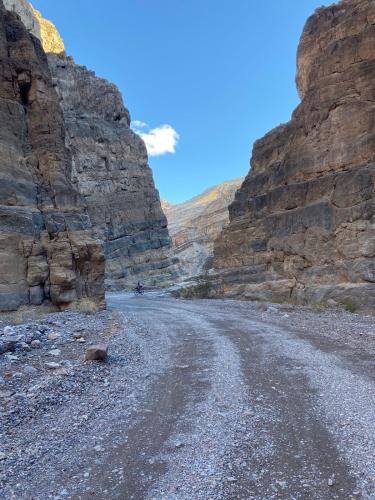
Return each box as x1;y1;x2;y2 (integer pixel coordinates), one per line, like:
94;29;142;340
0;295;374;499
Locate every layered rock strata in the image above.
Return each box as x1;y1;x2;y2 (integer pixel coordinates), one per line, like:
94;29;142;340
214;0;375;308
0;1;105;311
47;55;178;289
162;178;243;278
5;0;178;291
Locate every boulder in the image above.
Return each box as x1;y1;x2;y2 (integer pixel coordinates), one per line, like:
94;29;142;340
85;344;109;362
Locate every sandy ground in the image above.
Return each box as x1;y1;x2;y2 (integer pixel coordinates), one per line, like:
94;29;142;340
0;294;374;499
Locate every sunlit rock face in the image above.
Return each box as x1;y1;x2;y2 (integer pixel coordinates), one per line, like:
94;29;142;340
214;0;375;308
163;179;243;279
0;0;105;311
3;0;64;53
31;6;65;54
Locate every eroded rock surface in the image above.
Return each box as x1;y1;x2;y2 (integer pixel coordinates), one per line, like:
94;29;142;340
162;178;243;278
47;54;179;289
214;0;375;308
0;0;105;311
3;0;178;291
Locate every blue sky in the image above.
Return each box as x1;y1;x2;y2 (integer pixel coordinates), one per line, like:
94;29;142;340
32;0;332;204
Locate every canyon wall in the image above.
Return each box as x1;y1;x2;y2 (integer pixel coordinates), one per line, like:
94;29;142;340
0;0;105;311
162;178;243;278
4;1;178;293
214;0;375;308
47;55;179;289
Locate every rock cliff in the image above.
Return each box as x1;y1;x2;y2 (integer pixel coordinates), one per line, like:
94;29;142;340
0;0;105;311
214;0;375;308
4;1;178;291
47;54;178;289
162;178;243;278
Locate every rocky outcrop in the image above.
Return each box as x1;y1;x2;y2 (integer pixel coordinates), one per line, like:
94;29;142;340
3;0;39;37
4;1;178;291
214;0;375;309
0;0;105;311
162;179;243;278
32;7;65;54
47;55;178;289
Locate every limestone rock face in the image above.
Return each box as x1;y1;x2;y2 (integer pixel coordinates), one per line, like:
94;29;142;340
214;0;375;308
162;179;243;278
0;0;105;311
31;7;65;54
47;54;179;289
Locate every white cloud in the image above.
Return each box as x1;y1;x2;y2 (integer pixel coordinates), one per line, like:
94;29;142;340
132;120;148;129
132;121;179;157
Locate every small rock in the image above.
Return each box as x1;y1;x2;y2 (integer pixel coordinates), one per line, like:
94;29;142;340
19;342;31;351
227;477;237;483
174;440;184;449
94;445;104;452
175;365;189;369
48;349;61;357
0;452;6;461
267;306;278;313
24;365;38;375
3;326;15;335
76;337;86;343
243;409;255;417
5;354;19;361
47;333;60;341
0;338;18;354
327;299;338;307
85;344;108;362
45;362;61;370
31;340;42;349
327;477;335;487
73;332;84;339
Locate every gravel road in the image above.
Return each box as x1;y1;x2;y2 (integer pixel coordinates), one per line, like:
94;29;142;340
1;295;374;499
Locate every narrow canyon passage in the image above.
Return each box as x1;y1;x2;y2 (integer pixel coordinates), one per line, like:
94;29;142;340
2;296;374;499
80;296;373;499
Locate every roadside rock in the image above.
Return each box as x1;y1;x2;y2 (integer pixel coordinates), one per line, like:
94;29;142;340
0;338;18;354
85;344;108;362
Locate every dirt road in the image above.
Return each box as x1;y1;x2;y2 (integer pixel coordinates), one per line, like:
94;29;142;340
1;295;375;499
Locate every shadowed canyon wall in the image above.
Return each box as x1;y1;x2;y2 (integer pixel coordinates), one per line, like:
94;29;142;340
162;178;243;278
2;1;178;301
47;54;179;290
0;0;105;311
214;0;375;308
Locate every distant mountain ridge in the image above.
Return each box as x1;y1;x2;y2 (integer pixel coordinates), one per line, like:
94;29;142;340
162;178;244;278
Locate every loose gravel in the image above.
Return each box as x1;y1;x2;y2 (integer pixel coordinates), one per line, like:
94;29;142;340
0;294;374;499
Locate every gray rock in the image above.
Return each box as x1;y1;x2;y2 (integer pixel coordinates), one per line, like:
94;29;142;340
30;340;42;349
